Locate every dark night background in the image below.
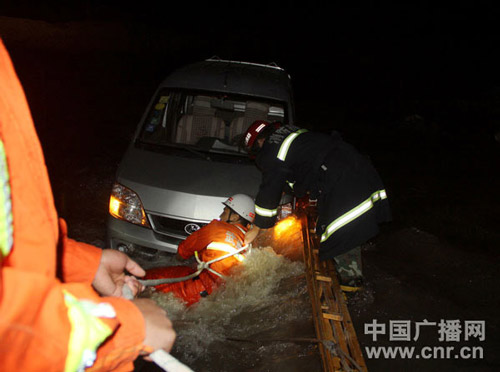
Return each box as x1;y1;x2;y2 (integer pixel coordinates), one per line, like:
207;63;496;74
2;2;500;151
1;1;499;371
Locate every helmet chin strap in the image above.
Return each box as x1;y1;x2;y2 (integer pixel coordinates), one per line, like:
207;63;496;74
224;210;234;223
226;210;246;225
248;138;265;158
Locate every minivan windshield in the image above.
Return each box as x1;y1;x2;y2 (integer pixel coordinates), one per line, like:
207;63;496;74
137;89;287;156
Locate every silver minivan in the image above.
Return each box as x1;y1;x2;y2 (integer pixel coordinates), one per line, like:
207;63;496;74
106;58;294;256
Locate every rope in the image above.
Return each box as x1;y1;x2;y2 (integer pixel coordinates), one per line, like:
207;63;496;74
138;267;204;286
139;244;250;287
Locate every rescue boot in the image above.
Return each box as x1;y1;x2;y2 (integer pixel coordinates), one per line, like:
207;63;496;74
334;246;364;291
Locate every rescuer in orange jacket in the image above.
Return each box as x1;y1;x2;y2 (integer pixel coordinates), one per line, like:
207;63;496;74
0;39;175;371
144;194;255;306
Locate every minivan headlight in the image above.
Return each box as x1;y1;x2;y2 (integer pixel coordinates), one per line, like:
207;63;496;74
109;183;150;227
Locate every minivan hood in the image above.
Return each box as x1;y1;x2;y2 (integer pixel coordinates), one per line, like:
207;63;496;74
116;146;261;220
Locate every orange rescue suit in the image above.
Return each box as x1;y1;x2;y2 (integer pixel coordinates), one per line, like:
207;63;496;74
145;220;247;306
0;39;145;371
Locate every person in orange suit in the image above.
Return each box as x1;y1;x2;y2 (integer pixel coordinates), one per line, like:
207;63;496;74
145;194;255;306
0;39;175;371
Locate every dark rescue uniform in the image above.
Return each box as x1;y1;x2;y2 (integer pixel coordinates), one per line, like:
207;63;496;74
254;125;392;260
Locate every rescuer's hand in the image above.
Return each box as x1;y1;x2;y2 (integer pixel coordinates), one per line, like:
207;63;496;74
244;225;261;245
92;249;146;297
134;298;176;355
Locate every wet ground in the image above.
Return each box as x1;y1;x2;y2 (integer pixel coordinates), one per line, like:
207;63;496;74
2;19;499;371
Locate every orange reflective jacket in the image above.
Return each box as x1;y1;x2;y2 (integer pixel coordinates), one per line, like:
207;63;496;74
145;220;247;305
0;39;145;371
178;219;248;277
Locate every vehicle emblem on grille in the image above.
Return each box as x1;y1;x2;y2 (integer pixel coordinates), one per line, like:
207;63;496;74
184;223;201;235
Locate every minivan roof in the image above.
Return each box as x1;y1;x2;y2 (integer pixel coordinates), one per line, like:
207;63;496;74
160;58;293;103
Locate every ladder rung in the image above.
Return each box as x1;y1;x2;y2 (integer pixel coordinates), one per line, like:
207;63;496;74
322;312;343;321
315;275;332;282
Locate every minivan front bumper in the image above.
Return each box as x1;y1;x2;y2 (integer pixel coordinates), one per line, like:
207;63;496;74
107;216;181;254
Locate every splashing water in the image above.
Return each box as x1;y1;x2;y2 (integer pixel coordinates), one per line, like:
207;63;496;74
142;246;321;371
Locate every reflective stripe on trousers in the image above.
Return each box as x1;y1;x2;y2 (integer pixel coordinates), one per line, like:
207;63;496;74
0;140;13;258
63;291;116;372
320;189;388;243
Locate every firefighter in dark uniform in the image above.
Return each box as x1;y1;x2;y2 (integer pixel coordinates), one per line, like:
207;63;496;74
242;121;392;286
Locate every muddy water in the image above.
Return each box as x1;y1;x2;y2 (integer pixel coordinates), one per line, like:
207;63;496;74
135;247;322;372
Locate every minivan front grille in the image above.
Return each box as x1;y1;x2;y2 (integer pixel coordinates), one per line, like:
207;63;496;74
148;214;208;238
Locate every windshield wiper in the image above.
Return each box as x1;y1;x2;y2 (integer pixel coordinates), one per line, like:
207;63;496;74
183;146;211;161
136;140;211;160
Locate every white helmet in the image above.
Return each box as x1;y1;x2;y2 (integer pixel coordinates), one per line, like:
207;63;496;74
223;194;255;223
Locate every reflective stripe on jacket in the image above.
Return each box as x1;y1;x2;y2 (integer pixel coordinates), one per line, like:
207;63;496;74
0;140;13;258
320;189;388;243
178;219;247;277
206;241;245;262
254;125;315;228
63;291;115;372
